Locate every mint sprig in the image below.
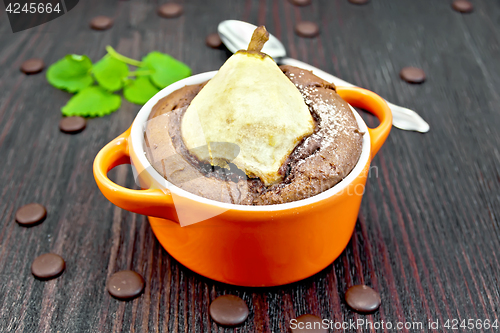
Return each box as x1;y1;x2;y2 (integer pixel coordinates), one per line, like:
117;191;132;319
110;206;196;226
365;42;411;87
142;51;192;89
62;86;121;117
46;46;192;117
46;55;93;93
92;55;129;92
124;77;160;105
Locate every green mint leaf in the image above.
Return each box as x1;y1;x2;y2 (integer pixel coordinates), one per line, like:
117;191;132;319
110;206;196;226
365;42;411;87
123;76;160;105
46;54;93;93
61;86;121;117
142;51;191;89
92;55;129;92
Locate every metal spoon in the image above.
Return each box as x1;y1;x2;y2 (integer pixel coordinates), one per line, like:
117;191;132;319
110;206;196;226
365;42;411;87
218;20;430;133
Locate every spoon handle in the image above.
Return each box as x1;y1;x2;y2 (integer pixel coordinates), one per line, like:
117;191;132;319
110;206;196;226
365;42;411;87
279;57;430;133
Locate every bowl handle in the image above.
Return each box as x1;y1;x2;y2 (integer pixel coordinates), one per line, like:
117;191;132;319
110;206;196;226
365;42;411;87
336;86;392;159
93;127;175;218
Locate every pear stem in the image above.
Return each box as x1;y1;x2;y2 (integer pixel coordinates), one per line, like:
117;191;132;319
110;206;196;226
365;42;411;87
247;26;269;52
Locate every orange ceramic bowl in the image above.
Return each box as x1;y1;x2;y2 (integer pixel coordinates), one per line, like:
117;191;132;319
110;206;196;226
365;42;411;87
94;71;391;287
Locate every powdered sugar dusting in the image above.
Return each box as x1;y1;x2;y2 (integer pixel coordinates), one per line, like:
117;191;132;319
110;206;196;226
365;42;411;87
290;80;357;167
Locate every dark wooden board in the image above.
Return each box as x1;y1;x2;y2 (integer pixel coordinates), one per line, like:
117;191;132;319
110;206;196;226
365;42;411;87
0;0;499;332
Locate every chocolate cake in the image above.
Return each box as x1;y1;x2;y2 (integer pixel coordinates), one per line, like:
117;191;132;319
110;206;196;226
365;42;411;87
144;65;363;205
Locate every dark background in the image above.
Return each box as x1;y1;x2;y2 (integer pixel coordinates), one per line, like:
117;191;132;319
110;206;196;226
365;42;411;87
0;0;499;332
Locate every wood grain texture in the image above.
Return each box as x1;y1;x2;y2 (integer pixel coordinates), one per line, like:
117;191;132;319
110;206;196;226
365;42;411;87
0;0;499;332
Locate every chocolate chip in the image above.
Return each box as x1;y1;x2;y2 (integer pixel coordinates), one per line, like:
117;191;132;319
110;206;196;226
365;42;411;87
399;66;426;84
90;16;114;30
206;33;223;49
107;270;145;300
209;295;249;326
345;285;381;313
289;0;312;6
348;0;370;4
31;253;65;279
291;314;327;333
295;21;320;38
15;203;47;226
452;0;473;13
20;59;44;74
59;116;86;134
157;3;183;18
